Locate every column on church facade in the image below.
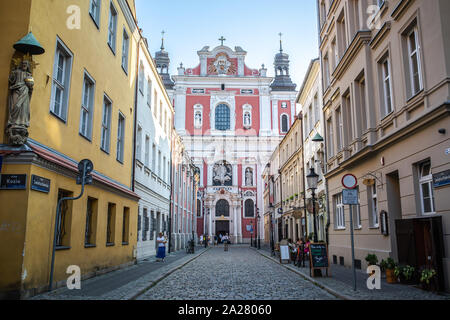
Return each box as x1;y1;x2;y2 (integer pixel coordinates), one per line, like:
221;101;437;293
233;206;238;244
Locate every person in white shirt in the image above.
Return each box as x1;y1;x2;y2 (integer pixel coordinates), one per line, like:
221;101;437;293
223;233;229;251
156;232;167;262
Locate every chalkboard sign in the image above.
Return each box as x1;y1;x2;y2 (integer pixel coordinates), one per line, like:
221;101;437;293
279;245;290;264
309;242;330;277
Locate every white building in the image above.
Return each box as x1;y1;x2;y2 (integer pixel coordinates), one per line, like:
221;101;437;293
134;38;173;260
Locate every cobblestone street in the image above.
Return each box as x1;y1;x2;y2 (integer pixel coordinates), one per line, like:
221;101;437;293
136;246;337;300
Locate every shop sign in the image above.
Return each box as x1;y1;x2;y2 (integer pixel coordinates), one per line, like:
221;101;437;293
31;175;51;193
0;174;27;190
433;169;450;188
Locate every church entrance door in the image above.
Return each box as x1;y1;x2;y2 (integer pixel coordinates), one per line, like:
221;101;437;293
216;221;230;243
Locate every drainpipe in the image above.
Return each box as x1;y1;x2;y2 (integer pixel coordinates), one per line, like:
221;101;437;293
168;130;174;253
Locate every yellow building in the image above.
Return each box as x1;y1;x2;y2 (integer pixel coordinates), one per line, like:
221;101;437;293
0;0;140;298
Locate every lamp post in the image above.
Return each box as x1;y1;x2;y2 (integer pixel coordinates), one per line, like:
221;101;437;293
256;210;261;250
307;167;319;243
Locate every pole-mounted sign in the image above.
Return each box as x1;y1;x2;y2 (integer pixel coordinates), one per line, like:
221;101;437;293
342;173;357;189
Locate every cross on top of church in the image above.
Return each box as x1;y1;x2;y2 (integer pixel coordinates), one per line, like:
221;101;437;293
279;32;283;52
219;36;226;46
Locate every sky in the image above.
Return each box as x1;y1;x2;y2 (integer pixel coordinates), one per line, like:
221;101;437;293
135;0;319;88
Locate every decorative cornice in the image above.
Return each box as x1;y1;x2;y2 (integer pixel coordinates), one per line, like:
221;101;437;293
370;21;391;50
391;0;414;21
332;30;372;81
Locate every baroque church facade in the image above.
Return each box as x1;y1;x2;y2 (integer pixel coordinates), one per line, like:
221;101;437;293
157;39;297;243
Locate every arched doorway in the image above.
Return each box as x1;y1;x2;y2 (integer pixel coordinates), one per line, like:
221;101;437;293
215;199;230;243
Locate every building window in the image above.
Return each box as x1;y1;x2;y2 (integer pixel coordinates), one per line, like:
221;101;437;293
331;37;338;70
79;72;95;140
136;126;142;161
158;151;162;177
245;199;255;217
50;38;73;121
197;199;202;217
335;107;343;152
216;199;230;217
142;208;148;241
145;135;150;167
159;102;163;127
352;187;361;229
152;144;156;172
107;2;118;53
380;55;393;117
308;104;313;133
89;0;101;27
101;95;112;153
337;10;347;59
281;102;288;108
116;113;125;163
106;203;116;245
281;114;289;133
153;91;158;116
368;182;379;228
418;160;435;215
406;23;423;97
138;63;144;94
326;117;334;158
163;156;166;181
150;211;155;240
122;207;130;244
56;189;73;247
343;91;353;143
355;76;367;133
121;29;129;73
147;79;152;106
85;197;98;246
334;193;345;229
215;104;230;131
314;94;319;125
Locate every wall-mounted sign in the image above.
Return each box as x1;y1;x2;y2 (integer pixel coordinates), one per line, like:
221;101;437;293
433;169;450;188
241;89;253;94
0;174;27;190
342;189;359;205
31;175;51;193
192;88;205;94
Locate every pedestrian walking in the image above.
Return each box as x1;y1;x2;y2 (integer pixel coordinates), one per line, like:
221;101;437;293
199;234;203;245
214;235;218;246
223;233;229;251
219;233;223;244
156;232;167;262
304;236;311;263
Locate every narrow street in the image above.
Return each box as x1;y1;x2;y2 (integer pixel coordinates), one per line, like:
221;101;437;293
136;246;337;300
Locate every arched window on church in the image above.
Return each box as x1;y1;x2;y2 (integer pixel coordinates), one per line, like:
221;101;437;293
193;104;203;129
216;199;230;217
242;104;252;129
281;114;289;133
215;104;230;131
245;199;254;217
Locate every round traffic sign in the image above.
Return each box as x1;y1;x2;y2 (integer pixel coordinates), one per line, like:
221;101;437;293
342;174;357;189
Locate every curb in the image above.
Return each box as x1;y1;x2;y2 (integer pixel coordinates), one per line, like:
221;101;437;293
252;247;353;300
129;247;211;300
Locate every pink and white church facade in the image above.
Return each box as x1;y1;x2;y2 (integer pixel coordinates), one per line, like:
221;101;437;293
161;41;297;243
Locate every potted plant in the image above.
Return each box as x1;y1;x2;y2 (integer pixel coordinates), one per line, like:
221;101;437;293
400;265;415;284
380;259;388;278
294;193;299;199
385;257;397;284
420;268;437;292
290;195;294;201
365;253;378;266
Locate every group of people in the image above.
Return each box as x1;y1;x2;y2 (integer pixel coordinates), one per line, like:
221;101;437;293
287;237;311;267
199;234;230;246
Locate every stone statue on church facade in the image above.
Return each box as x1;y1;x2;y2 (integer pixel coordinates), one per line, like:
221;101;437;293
245;168;253;186
213;161;232;186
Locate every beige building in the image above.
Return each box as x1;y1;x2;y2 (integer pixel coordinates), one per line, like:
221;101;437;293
278;116;306;242
296;58;328;242
318;0;450;291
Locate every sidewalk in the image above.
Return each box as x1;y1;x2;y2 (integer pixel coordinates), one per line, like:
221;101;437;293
31;246;209;300
254;245;450;300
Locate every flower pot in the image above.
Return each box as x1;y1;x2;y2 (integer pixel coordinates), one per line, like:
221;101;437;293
386;269;397;284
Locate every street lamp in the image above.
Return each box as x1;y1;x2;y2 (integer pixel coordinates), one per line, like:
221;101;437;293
256;210;261;250
307;167;319;243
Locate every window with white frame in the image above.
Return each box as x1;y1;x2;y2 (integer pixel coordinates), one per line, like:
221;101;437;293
50;38;73;121
147;79;152;106
121;29;129;73
418;160;435;215
335;106;343;152
136;126;142;161
152;144;156;172
116;113;125;163
323;53;330;88
163;156;166;181
158;151;162;177
314;94;319;125
327;117;334;158
352;187;361;229
107;2;117;52
380;55;393;116
406;23;423;97
304;113;308;136
89;0;101;27
334;193;345;229
308;104;313;132
194;104;203;128
145;135;150;167
138;63;144;94
79;72;95;140
368;182;379;227
101;95;112;153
